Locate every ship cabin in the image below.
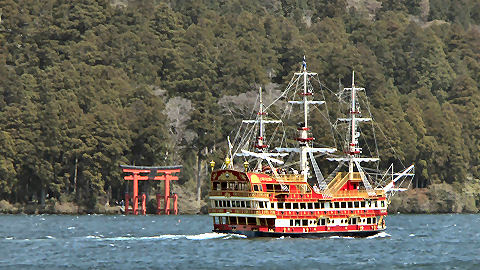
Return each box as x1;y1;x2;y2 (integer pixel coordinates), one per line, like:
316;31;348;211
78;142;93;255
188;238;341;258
209;169;388;234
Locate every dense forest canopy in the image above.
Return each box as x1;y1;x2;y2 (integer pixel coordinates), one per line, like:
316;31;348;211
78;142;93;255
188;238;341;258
0;0;479;210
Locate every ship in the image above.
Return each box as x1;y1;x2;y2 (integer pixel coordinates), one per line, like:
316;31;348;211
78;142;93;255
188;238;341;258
208;57;415;238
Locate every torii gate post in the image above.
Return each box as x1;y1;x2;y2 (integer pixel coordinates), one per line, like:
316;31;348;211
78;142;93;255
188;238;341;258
120;165;182;215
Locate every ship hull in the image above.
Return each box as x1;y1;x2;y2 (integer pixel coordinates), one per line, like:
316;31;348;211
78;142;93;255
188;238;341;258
213;229;384;238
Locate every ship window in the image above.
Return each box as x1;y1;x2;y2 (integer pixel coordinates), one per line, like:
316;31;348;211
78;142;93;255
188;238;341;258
368;201;372;207
293;203;299;209
341;202;346;208
266;184;274;192
307;203;313;209
341;219;343;224
300;203;306;209
354;201;359;208
221;182;227;190
348;202;353;208
238;217;246;225
227;201;232;208
320;202;324;209
321;219;326;226
295;220;301;226
314;202;320;209
290;220;294;226
271;203;275;209
381;201;385;207
367;218;371;224
302;220;308;226
374;201;378;207
246;201;251;208
236;201;241;207
254;185;259;191
334;202;340;209
285;202;291;209
361;201;366;208
215;200;219;208
373;217;377;224
247;217;256;225
241;201;245;208
278;202;284;209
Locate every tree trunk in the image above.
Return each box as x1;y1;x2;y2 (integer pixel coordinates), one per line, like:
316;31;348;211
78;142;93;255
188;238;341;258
196;152;201;201
74;157;79;202
40;184;46;207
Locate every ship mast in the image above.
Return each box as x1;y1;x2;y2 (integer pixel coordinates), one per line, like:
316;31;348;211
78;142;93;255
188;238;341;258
349;71;357;178
237;87;284;171
328;71;378;195
277;56;336;182
258;86;266;153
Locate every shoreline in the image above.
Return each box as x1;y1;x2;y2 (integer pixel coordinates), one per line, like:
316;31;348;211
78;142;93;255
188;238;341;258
1;183;478;215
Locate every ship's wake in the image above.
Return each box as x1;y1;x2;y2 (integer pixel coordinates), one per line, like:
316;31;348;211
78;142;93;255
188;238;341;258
366;232;391;239
86;232;247;241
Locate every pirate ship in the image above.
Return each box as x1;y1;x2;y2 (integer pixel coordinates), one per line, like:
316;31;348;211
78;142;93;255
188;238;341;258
208;57;414;237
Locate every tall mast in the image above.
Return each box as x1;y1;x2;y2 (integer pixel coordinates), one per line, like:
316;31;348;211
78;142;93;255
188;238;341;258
349;71;357;177
258;86;265;152
276;56;336;182
327;71;378;195
303;58;308;130
300;56;309;181
238;87;284;171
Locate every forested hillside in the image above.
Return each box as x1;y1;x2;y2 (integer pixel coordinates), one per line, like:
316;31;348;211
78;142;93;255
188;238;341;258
0;0;479;213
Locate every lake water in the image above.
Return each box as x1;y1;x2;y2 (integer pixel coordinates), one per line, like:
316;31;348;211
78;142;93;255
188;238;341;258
0;214;478;269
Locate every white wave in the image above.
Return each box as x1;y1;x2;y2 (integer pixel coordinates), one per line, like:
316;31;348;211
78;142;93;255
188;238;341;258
409;233;415;237
67;226;76;230
45;235;55;239
186;232;235;240
367;232;391;239
86;232;245;241
5;237;14;240
329;236;355;239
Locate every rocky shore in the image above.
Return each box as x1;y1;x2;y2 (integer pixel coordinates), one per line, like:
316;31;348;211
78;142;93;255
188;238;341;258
388;182;480;214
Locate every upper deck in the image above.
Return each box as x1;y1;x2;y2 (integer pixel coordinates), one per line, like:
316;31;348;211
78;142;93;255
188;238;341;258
210;169;384;199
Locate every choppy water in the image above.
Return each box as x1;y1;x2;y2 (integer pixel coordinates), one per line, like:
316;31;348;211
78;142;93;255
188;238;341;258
0;214;479;269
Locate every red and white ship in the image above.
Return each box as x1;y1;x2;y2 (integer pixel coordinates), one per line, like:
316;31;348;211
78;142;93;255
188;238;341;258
208;57;414;237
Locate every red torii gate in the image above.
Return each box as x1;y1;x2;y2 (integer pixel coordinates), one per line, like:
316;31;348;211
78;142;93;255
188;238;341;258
120;165;182;215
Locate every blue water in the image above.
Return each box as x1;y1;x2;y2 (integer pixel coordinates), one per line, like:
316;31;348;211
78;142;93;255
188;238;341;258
0;214;479;269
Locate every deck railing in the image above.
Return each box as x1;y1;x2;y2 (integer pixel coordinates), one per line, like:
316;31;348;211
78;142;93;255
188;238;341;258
209;190;270;198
